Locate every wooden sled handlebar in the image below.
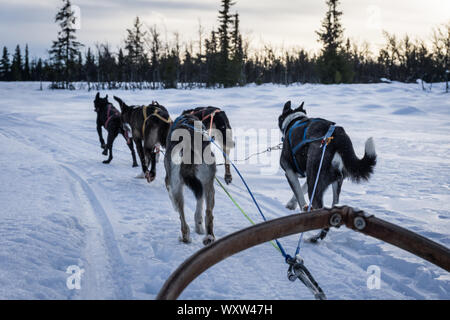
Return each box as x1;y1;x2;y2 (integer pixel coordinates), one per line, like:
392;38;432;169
156;206;450;300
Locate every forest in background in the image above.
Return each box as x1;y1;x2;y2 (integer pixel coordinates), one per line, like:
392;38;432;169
0;0;448;90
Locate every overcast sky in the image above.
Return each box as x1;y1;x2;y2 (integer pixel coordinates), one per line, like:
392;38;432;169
0;0;449;59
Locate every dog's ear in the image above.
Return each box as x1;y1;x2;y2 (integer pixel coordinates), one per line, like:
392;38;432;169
295;102;305;112
283;101;292;113
95;92;100;101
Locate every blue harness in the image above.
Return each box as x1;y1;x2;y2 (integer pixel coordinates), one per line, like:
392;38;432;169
286;118;336;177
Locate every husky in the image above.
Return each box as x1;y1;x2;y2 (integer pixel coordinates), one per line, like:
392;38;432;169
182;107;234;184
93;93;138;166
164;114;216;245
113;97;171;183
279;101;377;242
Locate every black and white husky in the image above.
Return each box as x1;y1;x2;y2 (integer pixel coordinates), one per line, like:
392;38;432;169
164;114;217;245
182;107;234;184
279;101;377;242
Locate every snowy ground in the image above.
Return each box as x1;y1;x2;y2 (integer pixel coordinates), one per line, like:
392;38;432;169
0;81;449;300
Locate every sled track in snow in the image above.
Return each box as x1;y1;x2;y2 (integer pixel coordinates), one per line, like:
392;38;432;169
61;165;134;299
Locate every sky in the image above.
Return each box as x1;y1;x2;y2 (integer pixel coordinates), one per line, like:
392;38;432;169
0;0;449;59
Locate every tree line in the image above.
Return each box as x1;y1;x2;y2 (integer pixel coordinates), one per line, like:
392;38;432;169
0;0;448;90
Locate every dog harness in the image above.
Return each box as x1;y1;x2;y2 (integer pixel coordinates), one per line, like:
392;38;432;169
104;104;120;129
142;105;173;137
285;117;336;177
189;108;221;136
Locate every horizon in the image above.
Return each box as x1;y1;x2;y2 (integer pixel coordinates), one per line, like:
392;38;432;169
0;0;449;60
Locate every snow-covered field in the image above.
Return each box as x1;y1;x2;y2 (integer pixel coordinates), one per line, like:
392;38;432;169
0;81;449;300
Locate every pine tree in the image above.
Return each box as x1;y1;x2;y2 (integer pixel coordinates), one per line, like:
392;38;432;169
84;47;97;87
124;16;147;83
205;30;219;87
231;12;244;85
117;48;126;82
49;0;83;88
11;45;23;81
149;25;161;87
0;46;11;81
316;0;353;83
217;0;235;87
23;44;30;81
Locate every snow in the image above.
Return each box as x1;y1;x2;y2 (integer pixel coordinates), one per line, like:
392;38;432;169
0;81;449;300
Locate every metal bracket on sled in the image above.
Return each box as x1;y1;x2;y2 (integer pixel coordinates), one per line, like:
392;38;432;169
286;255;326;300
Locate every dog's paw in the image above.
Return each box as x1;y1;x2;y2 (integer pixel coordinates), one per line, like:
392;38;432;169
179;235;192;244
203;235;215;246
102;149;108;156
307;235;320;244
102;159;111;164
224;174;232;185
286;199;298;210
132;162;139;168
145;171;156;183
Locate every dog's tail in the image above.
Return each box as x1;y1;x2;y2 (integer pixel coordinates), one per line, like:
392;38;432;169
182;173;203;200
113;96;127;110
334;127;377;183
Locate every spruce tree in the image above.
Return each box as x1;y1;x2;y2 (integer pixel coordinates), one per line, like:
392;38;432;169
316;0;353;83
0;47;11;81
205;30;219;87
149;25;161;87
217;0;235;87
49;0;83;88
231;12;244;85
124;16;147;83
84;47;97;87
11;45;23;81
23;44;30;81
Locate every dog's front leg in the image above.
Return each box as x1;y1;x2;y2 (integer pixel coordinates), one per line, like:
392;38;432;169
97;122;106;150
285;169;308;212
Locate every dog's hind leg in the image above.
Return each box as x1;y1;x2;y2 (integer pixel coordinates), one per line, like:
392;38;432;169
144;149;156;183
194;195;205;235
286;181;308;210
169;186;191;244
125;136;138;167
285;169;308;211
332;177;343;206
103;129;119;164
203;180;215;245
307;178;330;243
134;138;148;175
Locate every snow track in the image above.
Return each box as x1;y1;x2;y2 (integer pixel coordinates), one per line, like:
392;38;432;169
61;165;134;299
0;82;448;299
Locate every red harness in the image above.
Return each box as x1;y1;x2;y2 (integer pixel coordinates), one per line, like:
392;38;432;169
189;108;221;136
103;104;120;129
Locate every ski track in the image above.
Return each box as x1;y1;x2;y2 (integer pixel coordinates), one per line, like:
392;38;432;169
0;82;449;300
